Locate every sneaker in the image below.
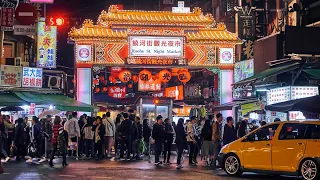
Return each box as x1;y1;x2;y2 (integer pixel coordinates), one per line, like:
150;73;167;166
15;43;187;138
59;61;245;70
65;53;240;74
26;159;33;163
176;164;183;169
154;162;161;166
120;158;125;161
39;157;46;163
189;162;196;166
192;160;198;164
4;157;10;162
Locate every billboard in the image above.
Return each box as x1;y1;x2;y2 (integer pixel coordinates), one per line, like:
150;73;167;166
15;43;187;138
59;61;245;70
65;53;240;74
37;21;57;68
234;59;254;83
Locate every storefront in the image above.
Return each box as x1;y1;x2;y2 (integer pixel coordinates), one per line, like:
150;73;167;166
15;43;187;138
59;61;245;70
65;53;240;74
68;5;242;120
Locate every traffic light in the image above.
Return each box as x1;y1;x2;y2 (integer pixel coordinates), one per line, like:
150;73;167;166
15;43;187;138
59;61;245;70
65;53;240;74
46;17;65;26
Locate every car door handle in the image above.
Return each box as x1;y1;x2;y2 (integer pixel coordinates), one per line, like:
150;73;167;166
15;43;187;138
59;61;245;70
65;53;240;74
297;143;304;145
265;144;271;146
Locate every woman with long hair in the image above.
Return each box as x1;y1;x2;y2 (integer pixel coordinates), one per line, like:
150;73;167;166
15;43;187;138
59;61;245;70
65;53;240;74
174;118;187;169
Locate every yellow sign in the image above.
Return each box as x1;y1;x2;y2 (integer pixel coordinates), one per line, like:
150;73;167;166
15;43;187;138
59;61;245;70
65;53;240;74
241;102;263;115
173;106;192;117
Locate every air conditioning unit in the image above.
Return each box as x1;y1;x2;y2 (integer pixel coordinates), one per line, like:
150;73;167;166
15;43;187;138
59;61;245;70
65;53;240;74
48;76;61;89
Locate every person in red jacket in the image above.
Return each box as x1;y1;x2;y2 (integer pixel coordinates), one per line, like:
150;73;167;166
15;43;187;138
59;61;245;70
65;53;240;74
49;116;67;167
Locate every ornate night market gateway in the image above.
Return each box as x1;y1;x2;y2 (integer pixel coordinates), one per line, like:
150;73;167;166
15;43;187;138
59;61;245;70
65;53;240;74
68;5;242;108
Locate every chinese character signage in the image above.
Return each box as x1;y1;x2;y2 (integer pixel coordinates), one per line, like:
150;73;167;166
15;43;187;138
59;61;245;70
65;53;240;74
291;86;319;100
126;58;187;66
0;65;22;87
234;59;254;83
138;78;162;91
165;85;184;100
29;103;35;115
267;87;291;105
37;21;57;68
129;36;184;57
22;67;43;88
1;8;14;31
14;25;36;35
173;106;192;117
30;0;54;3
219;48;234;64
77;45;92;62
236;6;256;39
184;84;201;99
108;86;126;99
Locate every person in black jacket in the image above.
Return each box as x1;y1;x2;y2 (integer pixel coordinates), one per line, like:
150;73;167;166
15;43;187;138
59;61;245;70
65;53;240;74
14;118;26;161
92;117;105;160
201;119;213;166
119;113;132;160
223;117;237;145
174;118;187;169
135;117;143;159
143;119;151;155
152;115;165;165
163;118;174;165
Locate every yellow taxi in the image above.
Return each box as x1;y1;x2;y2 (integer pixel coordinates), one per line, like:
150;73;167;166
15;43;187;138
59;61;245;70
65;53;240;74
218;121;320;180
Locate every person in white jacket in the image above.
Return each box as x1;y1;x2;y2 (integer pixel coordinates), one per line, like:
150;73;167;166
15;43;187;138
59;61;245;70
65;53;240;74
103;112;116;158
64;112;80;156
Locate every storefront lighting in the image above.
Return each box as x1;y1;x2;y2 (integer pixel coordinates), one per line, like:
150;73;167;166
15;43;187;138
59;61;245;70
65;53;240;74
256;88;268;92
49;105;54;110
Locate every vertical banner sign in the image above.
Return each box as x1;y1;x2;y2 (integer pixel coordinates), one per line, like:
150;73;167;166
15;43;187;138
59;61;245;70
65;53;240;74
22;67;43;88
0;65;22;87
1;7;14;31
29;103;35;115
37;21;57;68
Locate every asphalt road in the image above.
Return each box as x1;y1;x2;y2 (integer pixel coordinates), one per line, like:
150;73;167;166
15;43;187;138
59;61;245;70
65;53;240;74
0;157;302;180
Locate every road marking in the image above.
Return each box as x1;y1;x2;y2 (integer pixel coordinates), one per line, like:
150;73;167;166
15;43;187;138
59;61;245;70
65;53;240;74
59;175;77;178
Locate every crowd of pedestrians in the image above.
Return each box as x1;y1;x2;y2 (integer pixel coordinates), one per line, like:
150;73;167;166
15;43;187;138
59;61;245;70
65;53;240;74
0;110;270;173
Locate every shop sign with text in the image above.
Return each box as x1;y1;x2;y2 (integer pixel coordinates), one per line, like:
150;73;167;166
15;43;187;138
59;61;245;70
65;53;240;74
1;7;14;31
138;78;161;91
108;86;126;99
14;25;36;35
37;21;57;68
22;67;43;88
126;58;187;66
184;84;201;99
173;106;192;117
165;85;184;100
129;36;184;57
0;65;22;87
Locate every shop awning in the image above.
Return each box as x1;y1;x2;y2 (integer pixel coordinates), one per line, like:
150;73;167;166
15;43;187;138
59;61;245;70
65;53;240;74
0;92;28;107
213;99;259;112
233;61;302;87
13;92;94;112
93;94;123;104
303;69;320;79
265;95;320;113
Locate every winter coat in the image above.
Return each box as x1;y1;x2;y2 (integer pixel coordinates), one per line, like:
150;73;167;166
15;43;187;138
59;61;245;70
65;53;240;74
152;123;165;141
223;124;237;145
143;124;151;140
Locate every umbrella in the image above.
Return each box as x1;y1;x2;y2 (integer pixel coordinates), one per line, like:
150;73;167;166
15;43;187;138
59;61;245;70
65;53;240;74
38;109;61;119
265;95;320;113
0;106;23;111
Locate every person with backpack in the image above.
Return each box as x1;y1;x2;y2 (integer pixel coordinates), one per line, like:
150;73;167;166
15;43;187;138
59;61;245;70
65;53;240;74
49;116;67;167
64;112;80;157
83;117;94;158
103;112;115;158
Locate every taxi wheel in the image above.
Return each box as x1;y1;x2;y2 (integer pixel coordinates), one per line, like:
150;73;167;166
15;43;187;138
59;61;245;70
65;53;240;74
224;154;242;176
300;159;319;180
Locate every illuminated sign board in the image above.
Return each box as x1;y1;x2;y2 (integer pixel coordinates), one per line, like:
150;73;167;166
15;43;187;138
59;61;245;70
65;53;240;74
77;45;92;62
219;48;234;64
37;21;57;68
22;67;42;88
129;36;184;57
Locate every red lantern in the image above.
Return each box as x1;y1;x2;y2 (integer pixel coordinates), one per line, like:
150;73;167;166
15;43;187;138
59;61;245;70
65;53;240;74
152;75;157;81
155;73;159;79
139;69;152;81
112;79;117;84
93;79;99;85
99;76;105;81
102;87;108;92
178;70;191;83
95;87;100;93
158;69;172;83
132;75;138;83
128;84;133;88
108;76;114;82
118;69;132;83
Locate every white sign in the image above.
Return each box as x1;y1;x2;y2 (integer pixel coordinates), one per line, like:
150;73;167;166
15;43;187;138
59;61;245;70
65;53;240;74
77;45;92;61
129;36;183;57
14;25;36;35
172;1;190;13
291;86;319;100
219;48;234;64
267;86;291;105
22;67;42;88
0;65;22;87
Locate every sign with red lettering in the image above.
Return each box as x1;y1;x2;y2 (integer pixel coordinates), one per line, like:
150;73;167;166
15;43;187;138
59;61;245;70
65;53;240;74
108;86;126;99
129;36;184;57
1;8;14;31
138;78;162;91
22;67;43;88
29;103;35;115
0;65;22;87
